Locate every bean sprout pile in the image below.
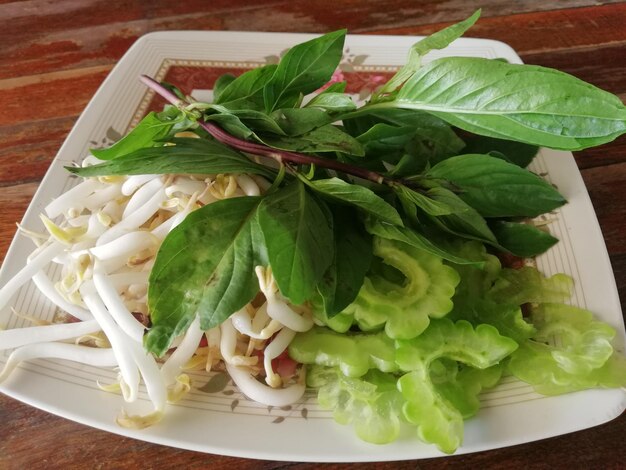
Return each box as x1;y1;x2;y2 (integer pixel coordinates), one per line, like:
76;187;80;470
0;150;311;427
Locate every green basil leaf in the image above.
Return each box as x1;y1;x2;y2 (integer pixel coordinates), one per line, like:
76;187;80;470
213;73;236;102
91;109;189;160
344;108;442;135
364;218;481;267
345;110;465;169
317;206;373;316
216;64;278;109
390;152;429;177
394;185;456;216
229;108;287;135
349;108;433;127
490;221;559;257
373;10;481;101
306;177;403;225
305;92;356;113
356;123;416;159
342;112;382;137
264;30;346;112
463;136;539;168
427;154;566;217
146;197;263;356
205;104;286;137
425;186;498;244
396;186;420;225
256;181;334;304
68;138;276;179
320;81;347;94
406;9;480;56
203;112;256;140
274;108;333;136
233;109;285;135
391;57;626;150
263;124;364;156
405;125;465;168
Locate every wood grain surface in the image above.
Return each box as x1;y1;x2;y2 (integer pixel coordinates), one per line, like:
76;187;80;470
1;1;625;468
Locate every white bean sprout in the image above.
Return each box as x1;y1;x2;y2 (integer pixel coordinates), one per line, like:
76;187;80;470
226;362;306;407
0;343;117;383
0;163;310;429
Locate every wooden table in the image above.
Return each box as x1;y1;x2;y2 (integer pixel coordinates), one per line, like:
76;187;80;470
1;1;625;467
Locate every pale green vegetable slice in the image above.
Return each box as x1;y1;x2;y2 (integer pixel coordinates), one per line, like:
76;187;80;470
450;241;502;300
431;359;504;419
454;300;536;344
508;303;626;394
341;237;460;339
396;319;517;453
307;366;404;444
446;242;535;343
487;267;573;305
533;303;615;374
288;326;397;377
312;308;354;333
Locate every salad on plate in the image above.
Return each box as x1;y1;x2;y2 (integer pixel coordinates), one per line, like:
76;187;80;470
1;10;625;454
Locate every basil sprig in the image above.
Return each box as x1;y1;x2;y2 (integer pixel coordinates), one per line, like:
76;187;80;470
72;11;626;354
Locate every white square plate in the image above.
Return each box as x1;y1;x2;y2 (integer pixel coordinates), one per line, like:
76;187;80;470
0;31;624;462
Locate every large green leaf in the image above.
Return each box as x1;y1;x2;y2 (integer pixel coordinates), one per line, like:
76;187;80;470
427;154;566;217
68;137;276;179
490;221;559;257
356;123;416;159
424;186;498;244
364;218;481;266
317;206;373;316
263;124;364;155
463;135;539;168
256;181;334;304
388;57;626;150
203;103;286;138
215;64;277;110
346;110;465;171
91;108;193;160
306;177;403;225
212;73;236;102
305;92;356;113
274;107;334;136
202;112;257;140
264;30;346;112
224;108;287;135
146;197;263;356
394;185;456;216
